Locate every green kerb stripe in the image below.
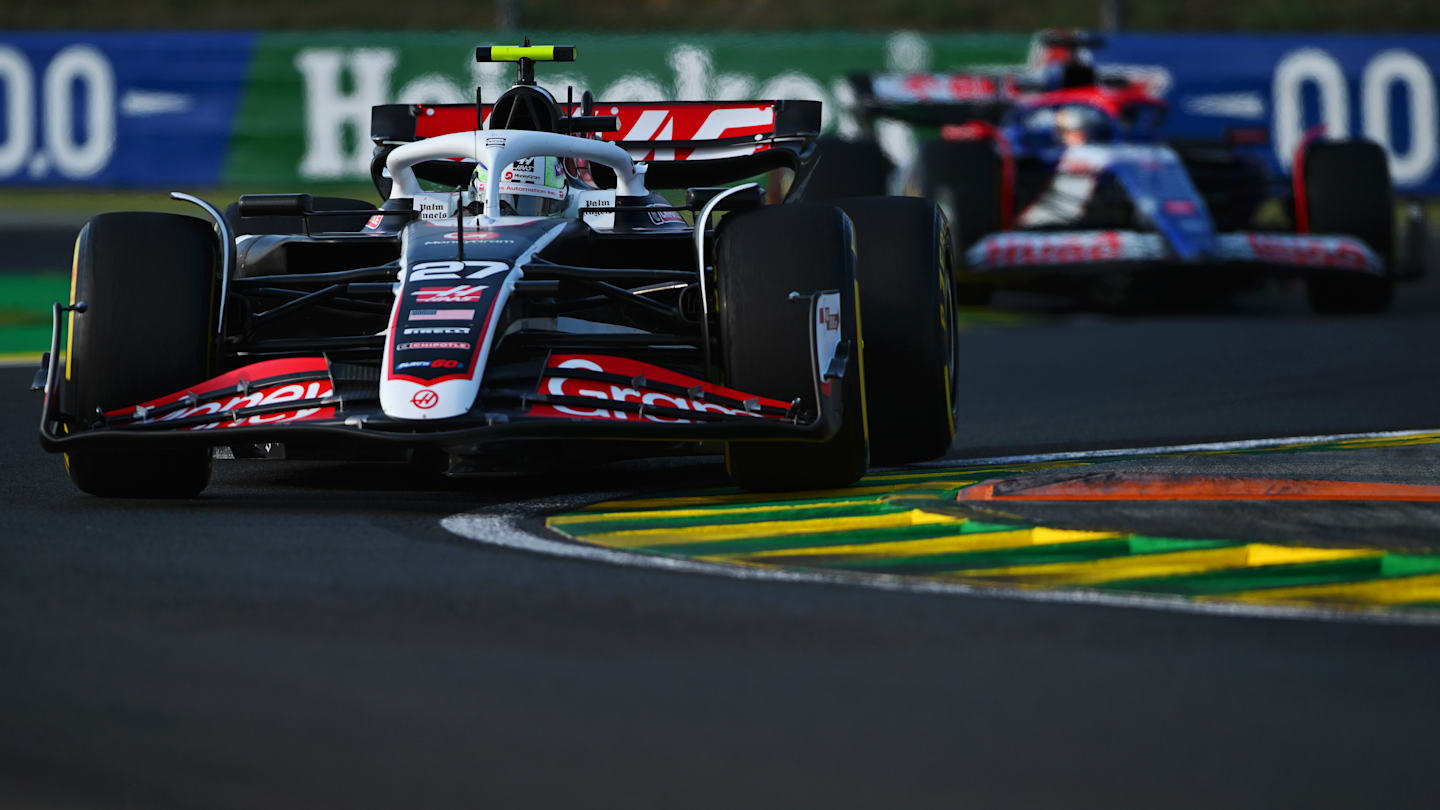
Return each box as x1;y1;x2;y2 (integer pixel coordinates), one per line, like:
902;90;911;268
634;520;985;556
557;501;906;535
810;537;1234;574
1097;557;1388;595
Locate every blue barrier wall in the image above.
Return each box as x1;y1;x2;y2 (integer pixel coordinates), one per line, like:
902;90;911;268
1106;34;1440;193
0;33;254;187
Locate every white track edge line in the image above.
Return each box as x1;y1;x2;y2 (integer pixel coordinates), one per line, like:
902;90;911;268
901;427;1440;469
442;504;1440;628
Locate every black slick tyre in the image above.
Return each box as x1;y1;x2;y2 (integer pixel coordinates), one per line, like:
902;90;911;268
1301;140;1395;314
716;203;869;491
829;196;958;464
916;139;1000;305
801;137;892;201
63;212;218;497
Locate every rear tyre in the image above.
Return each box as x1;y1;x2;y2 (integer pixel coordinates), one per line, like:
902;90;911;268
801;137;892;201
224;196;374;235
830;196;958;464
717;204;869;491
916;139;1001;305
1302;140;1395;314
64;213;218;497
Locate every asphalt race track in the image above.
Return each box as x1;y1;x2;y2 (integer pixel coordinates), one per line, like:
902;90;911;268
5;276;1440;808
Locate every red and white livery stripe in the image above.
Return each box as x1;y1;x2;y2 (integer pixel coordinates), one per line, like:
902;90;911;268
105;357;336;430
528;354;791;423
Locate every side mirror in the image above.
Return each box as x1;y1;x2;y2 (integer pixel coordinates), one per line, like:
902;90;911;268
237;193;314;218
686;186;764;212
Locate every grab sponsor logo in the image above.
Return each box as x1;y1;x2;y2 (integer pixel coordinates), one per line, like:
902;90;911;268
980;231;1126;266
533;356;789;424
1243;233;1373;270
158;381;334;429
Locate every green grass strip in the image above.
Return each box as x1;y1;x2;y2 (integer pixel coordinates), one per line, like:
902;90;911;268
0;272;68;355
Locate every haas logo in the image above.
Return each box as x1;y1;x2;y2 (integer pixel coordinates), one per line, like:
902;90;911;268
411;390;439;409
818;306;841;331
414;285;486;303
610;105;776;161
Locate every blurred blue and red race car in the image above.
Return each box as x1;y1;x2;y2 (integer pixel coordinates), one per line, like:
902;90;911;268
809;30;1411;312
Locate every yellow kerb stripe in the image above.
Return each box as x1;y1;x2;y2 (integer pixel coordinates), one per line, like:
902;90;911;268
708;527;1117;563
550;496;892;526
940;544;1377;587
1210;573;1440;606
66;234;81;381
571;509;962;548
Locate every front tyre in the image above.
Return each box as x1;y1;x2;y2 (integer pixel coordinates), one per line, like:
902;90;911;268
716;204;869;492
830;196;959;464
915;140;1002;307
1301;140;1395;314
63;212;218;497
801;137;892;201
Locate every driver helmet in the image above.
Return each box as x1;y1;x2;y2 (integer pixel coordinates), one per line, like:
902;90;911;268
472;155;568;217
1054;104;1108;146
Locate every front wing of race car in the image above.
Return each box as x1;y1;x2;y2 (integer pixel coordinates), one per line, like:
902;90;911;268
964;230;1387;278
37;295;855;453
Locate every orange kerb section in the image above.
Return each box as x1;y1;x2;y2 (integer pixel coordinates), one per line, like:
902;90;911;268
957;474;1440;502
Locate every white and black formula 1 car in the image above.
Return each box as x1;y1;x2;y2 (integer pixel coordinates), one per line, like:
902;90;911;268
36;43;960;497
810;30;1421;312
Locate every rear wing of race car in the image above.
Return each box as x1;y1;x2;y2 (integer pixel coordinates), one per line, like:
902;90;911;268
370;99;822;191
846;72;1022;130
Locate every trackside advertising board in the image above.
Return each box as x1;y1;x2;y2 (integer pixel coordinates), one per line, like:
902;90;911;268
1101;35;1440;191
0;31;1438;193
0;32;254;186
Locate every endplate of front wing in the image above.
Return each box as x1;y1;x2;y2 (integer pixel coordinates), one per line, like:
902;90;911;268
38;294;854;452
